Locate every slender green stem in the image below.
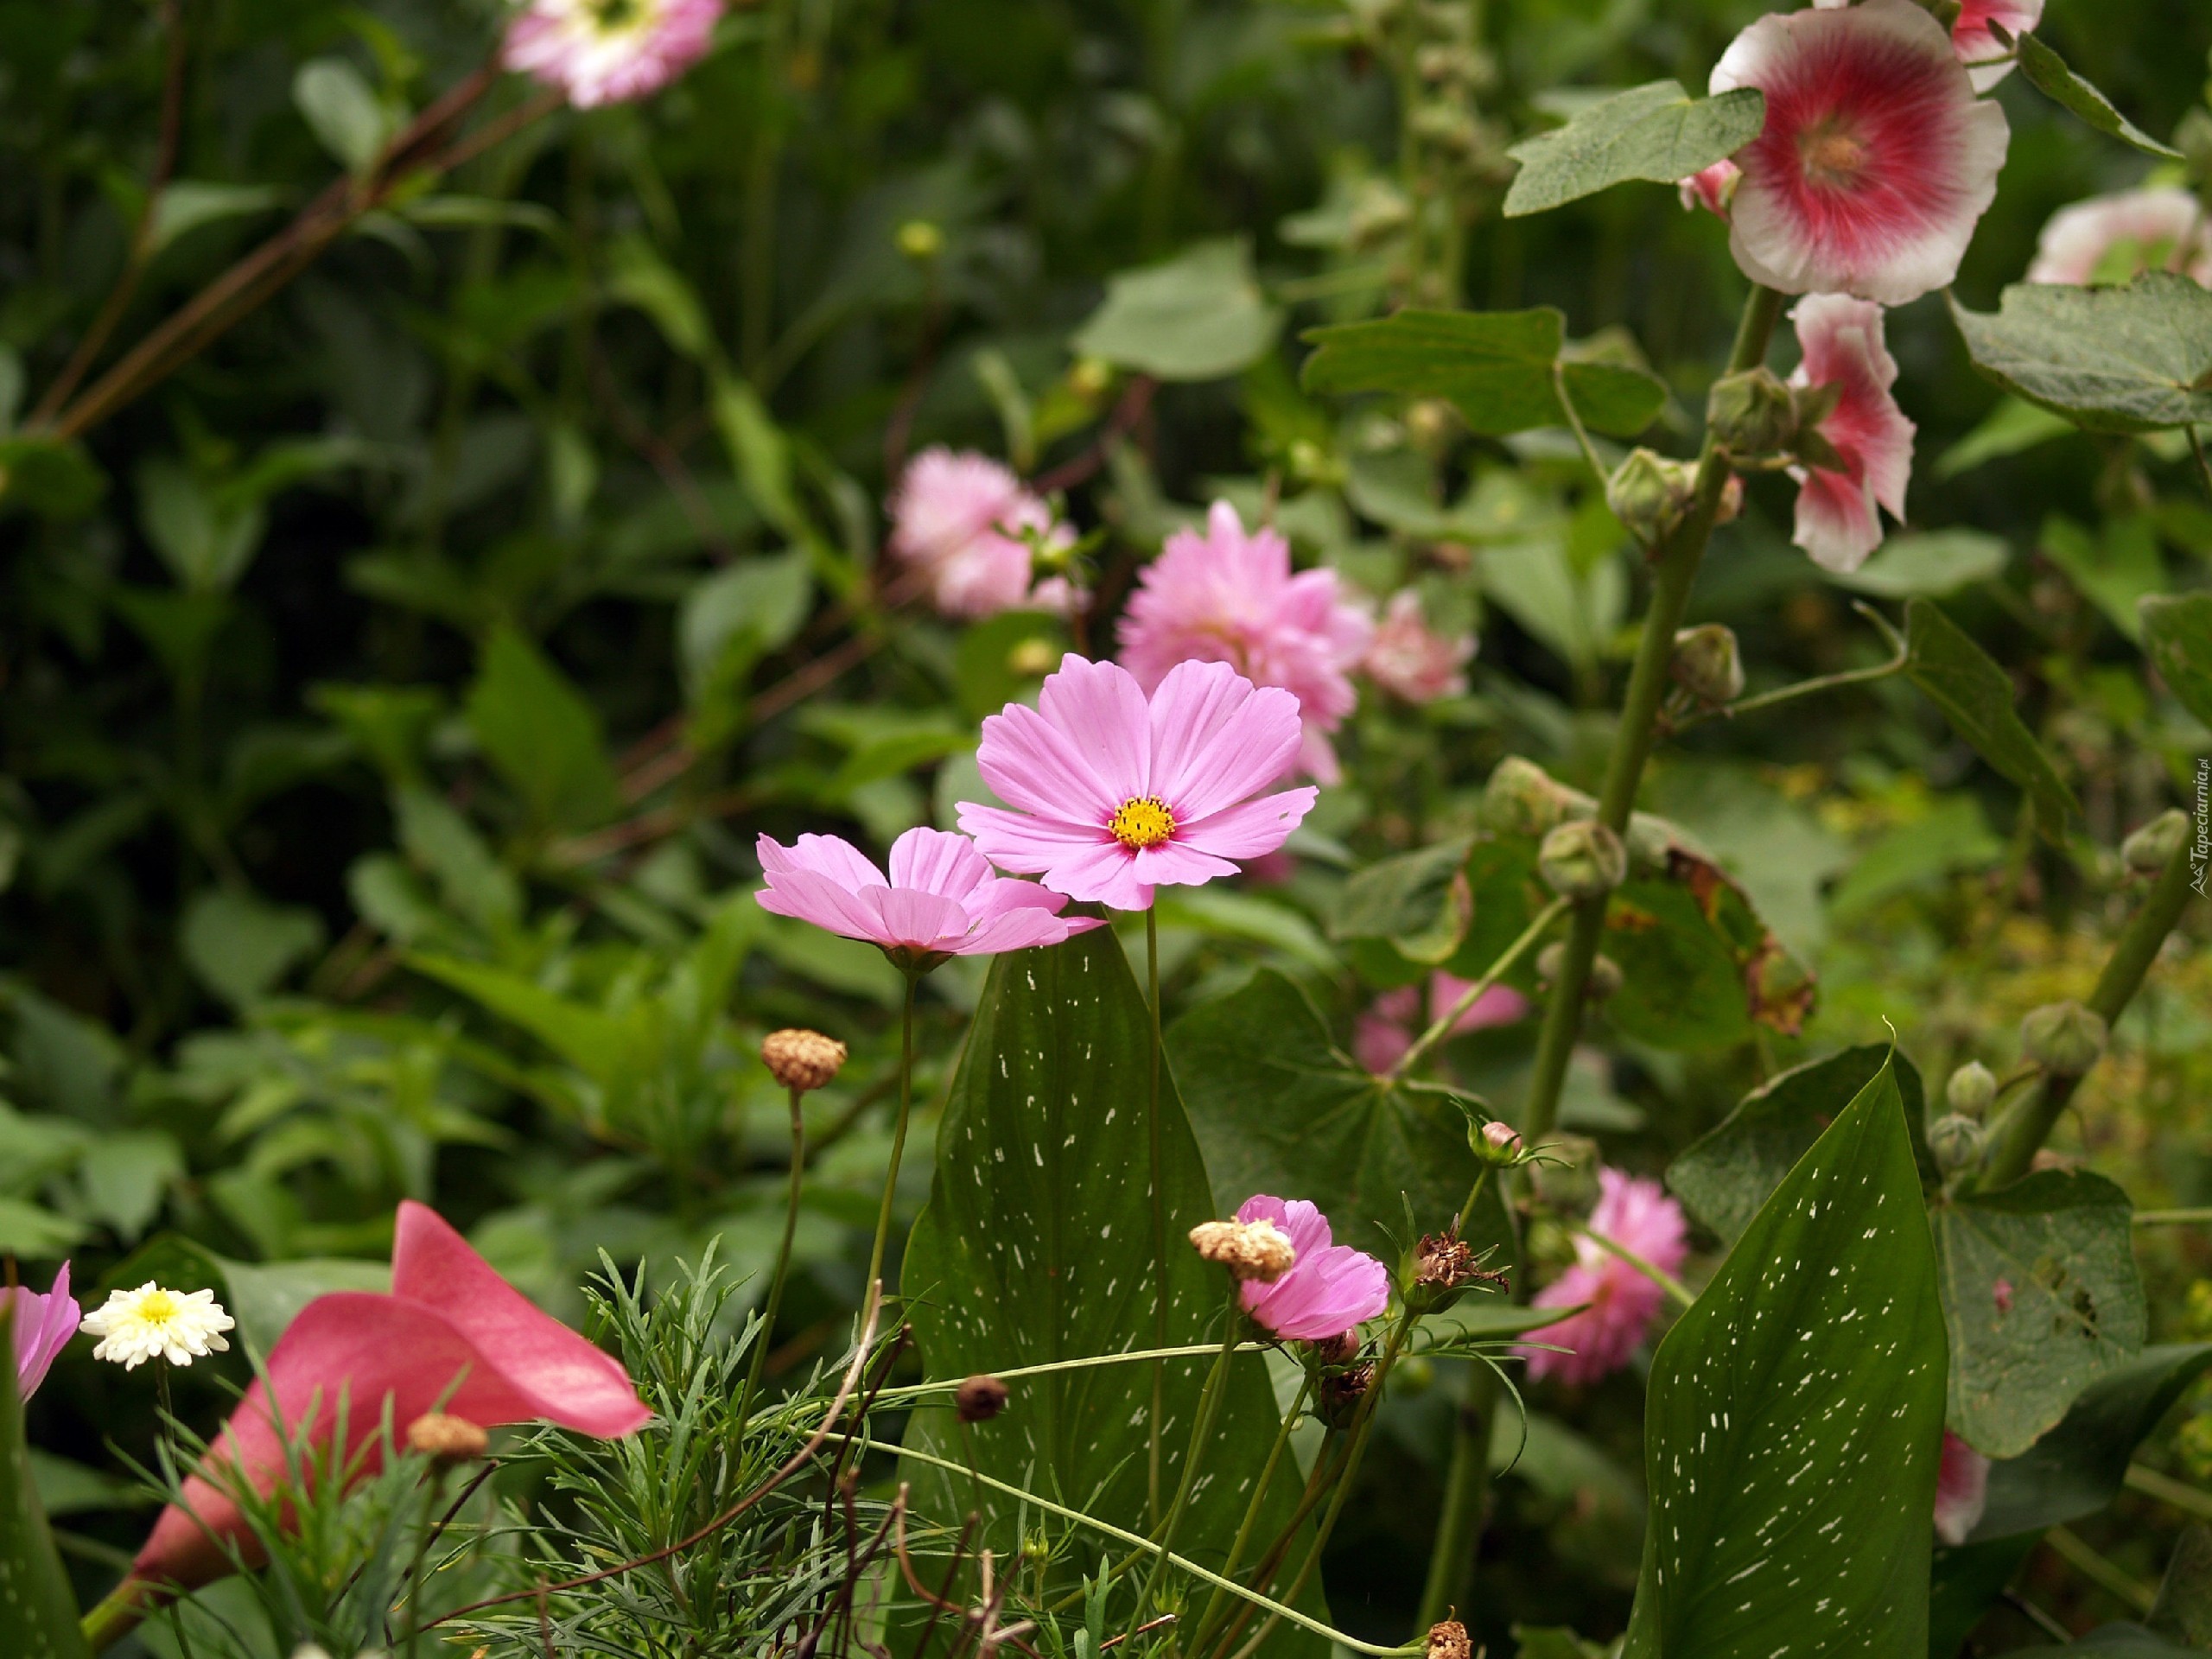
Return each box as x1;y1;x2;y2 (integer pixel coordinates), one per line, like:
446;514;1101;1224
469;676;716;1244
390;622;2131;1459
1128;1288;1246;1638
2136;1209;2212;1228
1566;1217;1694;1308
2046;1524;2157;1613
1980;835;2198;1189
1520;283;1784;1147
401;1465;452;1659
1188;1376;1312;1653
1387;898;1569;1084
867;976;918;1294
2126;1462;2212;1520
1146;904;1168;1528
738;1084;808;1438
1452;1166;1492;1241
1414;1362;1493;1629
1552;360;1610;487
867;1342;1273;1407
1668;601;1910;734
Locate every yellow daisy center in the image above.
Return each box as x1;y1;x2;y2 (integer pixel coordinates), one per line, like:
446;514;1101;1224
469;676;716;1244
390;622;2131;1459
1109;795;1176;850
136;1289;181;1328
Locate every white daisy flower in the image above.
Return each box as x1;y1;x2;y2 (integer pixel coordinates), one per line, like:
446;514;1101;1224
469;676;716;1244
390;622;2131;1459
79;1282;235;1370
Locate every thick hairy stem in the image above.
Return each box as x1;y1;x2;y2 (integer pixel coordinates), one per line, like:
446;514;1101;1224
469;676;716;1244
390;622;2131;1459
1980;836;2198;1188
1519;283;1784;1146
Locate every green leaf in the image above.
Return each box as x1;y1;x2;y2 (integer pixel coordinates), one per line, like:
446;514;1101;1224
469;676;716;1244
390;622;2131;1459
2015;33;2184;160
1622;1060;1947;1658
215;1255;391;1357
291;58;393;172
0;1306;92;1659
1329;838;1474;965
1503;80;1764;217
1903;598;2077;841
1949;275;2212;433
0;1198;86;1257
181;887;327;1008
410;953;635;1084
1600;880;1751;1052
1825;530;2008;600
1934;1169;2147;1459
900;932;1324;1651
2142;593;2212;728
1668;1045;1929;1247
78;1130;184;1241
2150;1526;2212;1646
0;435;106;518
1071;238;1283;382
678;550;815;728
146;181;283;253
137;457;269;594
465;626;621;830
1300;309;1666;438
2042;514;2164;643
1169;968;1510;1263
1934;397;2075;480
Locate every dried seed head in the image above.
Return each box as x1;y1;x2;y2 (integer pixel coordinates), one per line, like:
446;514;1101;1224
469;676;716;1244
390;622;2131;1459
1316;1359;1377;1426
761;1028;847;1093
956;1375;1010;1423
406;1412;490;1465
1414;1230;1509;1294
1188;1218;1297;1282
1427;1621;1472;1659
1309;1330;1363;1365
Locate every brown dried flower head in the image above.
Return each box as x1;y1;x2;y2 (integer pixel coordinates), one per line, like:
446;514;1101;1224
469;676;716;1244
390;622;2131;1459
1315;1359;1378;1426
1188;1217;1296;1282
1426;1620;1472;1659
955;1375;1010;1423
406;1412;490;1465
1414;1230;1509;1295
1308;1330;1362;1366
762;1028;848;1093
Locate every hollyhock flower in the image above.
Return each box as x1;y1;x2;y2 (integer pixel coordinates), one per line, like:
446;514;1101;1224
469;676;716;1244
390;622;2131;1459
1520;1169;1688;1387
958;655;1318;913
755;826;1096;972
1678;159;1741;219
889;448;1078;619
1351;976;1532;1074
501;0;723;110
1364;591;1475;704
2026;188;2212;287
1117;502;1373;784
1787;294;1916;573
1711;0;2010;305
1815;0;2044;89
8;1263;78;1402
124;1202;648;1604
82;1284;232;1371
1934;1430;1991;1544
1232;1196;1390;1343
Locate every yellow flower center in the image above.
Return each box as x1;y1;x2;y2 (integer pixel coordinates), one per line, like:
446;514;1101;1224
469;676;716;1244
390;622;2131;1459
1799;119;1869;190
1109;795;1176;850
136;1289;181;1328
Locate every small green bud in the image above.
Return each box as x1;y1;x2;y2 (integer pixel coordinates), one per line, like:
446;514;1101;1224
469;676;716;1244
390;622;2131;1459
1483;756;1582;838
895;219;944;261
1539;819;1627;900
2121;809;2188;874
1472;1117;1522;1165
1927;1113;1987;1177
1670;623;1745;706
1706;367;1797;457
1605;448;1696;544
2020;1000;2108;1077
1945;1060;1998;1120
1586;952;1623;1001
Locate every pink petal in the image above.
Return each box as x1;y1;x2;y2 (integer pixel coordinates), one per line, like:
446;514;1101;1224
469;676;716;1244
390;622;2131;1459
957;804;1115;877
9;1264;78;1402
757;832;886;892
954;906;1096;957
967;874;1074;920
975;702;1121;826
1174;788;1319;861
1041;839;1156;911
1128;841;1241;890
857;885;973;952
887;827;993;902
1147;662;1306;822
1036;654;1154;803
1793;464;1885;574
756;868;900;946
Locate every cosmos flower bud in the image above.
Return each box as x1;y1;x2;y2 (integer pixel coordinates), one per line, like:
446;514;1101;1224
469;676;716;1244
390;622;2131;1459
1605;448;1698;545
406;1412;490;1466
761;1029;848;1094
1427;1621;1473;1659
1707;367;1798;457
2121;810;2187;874
1539;820;1627;900
1945;1060;1998;1120
2020;1001;2107;1076
1189;1217;1298;1283
1472;1118;1522;1166
955;1375;1010;1423
1671;623;1745;706
1927;1113;1987;1177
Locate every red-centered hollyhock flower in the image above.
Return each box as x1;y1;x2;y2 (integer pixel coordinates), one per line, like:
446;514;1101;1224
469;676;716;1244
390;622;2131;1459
1934;1431;1991;1544
1711;0;2010;304
1118;502;1373;784
1364;591;1475;704
1787;294;1916;573
7;1262;77;1402
2028;187;2212;287
501;0;723;110
889;448;1078;620
1519;1169;1688;1387
1815;0;2044;88
126;1203;648;1600
1233;1196;1390;1343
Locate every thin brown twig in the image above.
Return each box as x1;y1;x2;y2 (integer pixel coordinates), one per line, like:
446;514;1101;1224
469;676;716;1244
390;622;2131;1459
1030;376;1156;495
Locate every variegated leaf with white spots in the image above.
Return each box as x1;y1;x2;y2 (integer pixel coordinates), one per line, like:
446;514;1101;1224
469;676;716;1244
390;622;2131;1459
1622;1058;1946;1658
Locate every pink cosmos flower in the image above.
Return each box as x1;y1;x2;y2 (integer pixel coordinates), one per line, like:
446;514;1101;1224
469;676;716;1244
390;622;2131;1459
1787;294;1916;573
1520;1169;1688;1387
1117;502;1373;784
958;655;1319;913
889;448;1078;619
1678;159;1742;219
2027;188;2212;287
1364;591;1475;704
7;1262;78;1402
126;1202;648;1605
754;826;1097;970
1233;1196;1391;1343
1711;0;2010;305
1934;1431;1991;1544
501;0;723;110
1351;976;1532;1075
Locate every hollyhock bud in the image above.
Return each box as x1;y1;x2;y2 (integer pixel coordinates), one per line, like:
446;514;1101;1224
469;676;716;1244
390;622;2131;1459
2021;1001;2107;1076
2121;810;2188;874
1605;448;1696;545
1625;813;1676;874
1927;1113;1987;1177
1189;1218;1297;1283
1707;367;1798;458
761;1029;848;1094
1539;820;1626;900
956;1376;1010;1423
1670;623;1745;706
1946;1060;1998;1120
1482;757;1586;838
406;1412;490;1466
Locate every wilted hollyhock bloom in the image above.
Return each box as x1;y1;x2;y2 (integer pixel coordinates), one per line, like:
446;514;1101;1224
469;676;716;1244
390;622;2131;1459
1787;295;1916;573
1711;0;2010;304
502;0;724;110
1520;1169;1688;1387
8;1263;78;1402
1364;591;1475;703
2026;188;2212;287
1118;501;1373;783
889;448;1078;619
1232;1196;1390;1343
1934;1431;1991;1543
1351;975;1531;1074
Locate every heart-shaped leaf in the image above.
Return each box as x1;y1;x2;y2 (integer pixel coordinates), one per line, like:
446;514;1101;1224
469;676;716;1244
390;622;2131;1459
1950;275;2212;434
1071;239;1284;382
1504;81;1764;217
1904;598;2077;841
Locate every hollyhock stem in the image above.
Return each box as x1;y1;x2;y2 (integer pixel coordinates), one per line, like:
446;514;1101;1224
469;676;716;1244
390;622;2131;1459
1980;836;2197;1189
1389;898;1568;1084
1146;905;1168;1528
1187;1376;1313;1654
1520;283;1784;1147
866;976;918;1298
1128;1285;1245;1640
739;1084;808;1439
